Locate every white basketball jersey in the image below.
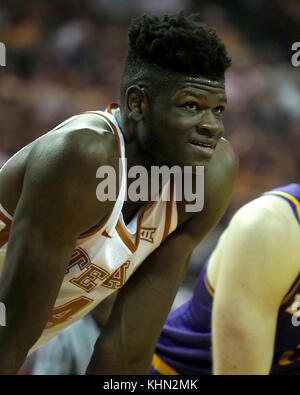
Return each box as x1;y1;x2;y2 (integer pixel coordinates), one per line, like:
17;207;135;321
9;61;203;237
0;105;178;354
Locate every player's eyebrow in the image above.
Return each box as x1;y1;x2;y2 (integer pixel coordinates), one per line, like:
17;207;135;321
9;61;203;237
177;89;227;104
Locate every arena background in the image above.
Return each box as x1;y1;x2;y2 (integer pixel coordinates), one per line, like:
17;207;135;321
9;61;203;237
0;0;299;353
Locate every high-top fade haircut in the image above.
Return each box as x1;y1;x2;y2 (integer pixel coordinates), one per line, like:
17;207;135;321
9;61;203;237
120;12;231;106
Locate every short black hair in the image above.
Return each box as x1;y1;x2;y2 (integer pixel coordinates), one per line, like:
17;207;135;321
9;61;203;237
120;12;231;103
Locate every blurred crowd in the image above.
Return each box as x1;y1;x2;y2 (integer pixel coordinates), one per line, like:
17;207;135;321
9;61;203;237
0;0;299;299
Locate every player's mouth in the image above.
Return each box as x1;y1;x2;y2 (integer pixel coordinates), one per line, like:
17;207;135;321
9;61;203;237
189;139;216;158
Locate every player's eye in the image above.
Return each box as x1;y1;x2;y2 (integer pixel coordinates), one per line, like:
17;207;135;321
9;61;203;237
214;106;225;115
183;102;199;112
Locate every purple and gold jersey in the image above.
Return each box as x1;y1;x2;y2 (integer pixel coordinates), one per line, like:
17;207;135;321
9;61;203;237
151;184;300;375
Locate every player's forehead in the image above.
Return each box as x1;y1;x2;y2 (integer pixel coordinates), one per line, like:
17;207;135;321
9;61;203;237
170;76;227;101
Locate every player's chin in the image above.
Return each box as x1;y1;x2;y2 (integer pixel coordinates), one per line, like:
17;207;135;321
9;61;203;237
187;143;216;163
183;153;213;170
163;147;213;169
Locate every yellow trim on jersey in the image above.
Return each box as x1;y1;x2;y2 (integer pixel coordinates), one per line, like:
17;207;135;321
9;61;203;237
263;191;300;221
204;272;215;297
264;191;300;305
281;278;300;306
152;353;179;375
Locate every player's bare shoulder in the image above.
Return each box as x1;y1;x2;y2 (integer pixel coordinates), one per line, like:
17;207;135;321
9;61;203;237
0;112;119;220
234;192;300;253
35;112;120;169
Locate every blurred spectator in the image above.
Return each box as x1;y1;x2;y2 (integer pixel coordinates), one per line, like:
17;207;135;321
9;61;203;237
1;0;299;319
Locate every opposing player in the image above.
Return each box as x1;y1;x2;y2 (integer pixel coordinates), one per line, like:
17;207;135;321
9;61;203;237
152;183;300;375
0;13;237;374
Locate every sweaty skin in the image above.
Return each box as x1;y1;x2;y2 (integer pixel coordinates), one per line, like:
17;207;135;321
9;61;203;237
0;76;237;374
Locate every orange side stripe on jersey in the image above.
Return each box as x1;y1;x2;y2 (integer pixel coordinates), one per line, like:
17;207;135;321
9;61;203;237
152;353;179;375
162;176;175;242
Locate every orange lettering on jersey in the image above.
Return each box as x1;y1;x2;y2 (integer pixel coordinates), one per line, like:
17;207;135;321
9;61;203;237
70;264;110;292
65;247;91;274
46;296;93;329
140;227;156;244
102;260;131;289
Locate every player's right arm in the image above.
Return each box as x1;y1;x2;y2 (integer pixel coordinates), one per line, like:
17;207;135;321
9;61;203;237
0;128;116;374
211;197;299;375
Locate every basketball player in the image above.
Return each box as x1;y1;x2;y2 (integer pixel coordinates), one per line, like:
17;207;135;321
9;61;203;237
152;183;300;375
0;13;237;374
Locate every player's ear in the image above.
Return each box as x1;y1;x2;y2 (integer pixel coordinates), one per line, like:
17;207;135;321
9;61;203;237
126;86;147;121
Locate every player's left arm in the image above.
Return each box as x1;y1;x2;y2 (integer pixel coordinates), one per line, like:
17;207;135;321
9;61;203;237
86;139;238;374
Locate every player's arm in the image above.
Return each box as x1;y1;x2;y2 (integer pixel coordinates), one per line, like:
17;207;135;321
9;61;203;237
0;129;115;374
212;199;298;375
86;139;238;374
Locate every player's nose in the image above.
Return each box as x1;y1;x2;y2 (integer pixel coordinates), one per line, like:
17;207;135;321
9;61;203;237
197;111;224;140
